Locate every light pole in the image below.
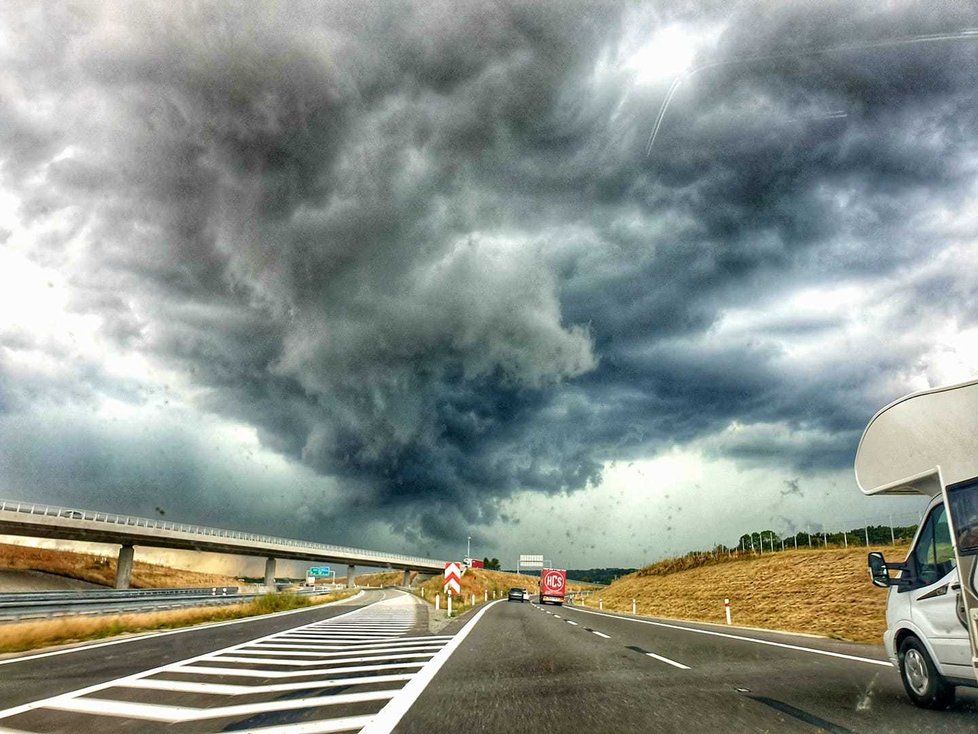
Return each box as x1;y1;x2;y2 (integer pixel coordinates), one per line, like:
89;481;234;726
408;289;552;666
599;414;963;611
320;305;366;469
467;536;471;560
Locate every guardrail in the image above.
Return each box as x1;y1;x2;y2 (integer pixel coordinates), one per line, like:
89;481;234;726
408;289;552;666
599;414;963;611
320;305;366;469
0;499;438;567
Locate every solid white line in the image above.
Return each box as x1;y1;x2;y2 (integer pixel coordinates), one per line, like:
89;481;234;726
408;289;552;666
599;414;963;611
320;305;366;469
122;672;414;695
223;642;444;663
45;689;395;722
223;714;374;734
179;662;426;678
359;600;503;734
563;606;891;667
211;651;437;667
0;590;367;668
225;715;375;734
645;651;690;670
251;639;450;651
591;631;611;639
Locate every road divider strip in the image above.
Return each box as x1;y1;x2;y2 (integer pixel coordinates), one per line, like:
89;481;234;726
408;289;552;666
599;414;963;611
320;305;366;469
0;590;366;667
359;599;504;734
0;593;380;721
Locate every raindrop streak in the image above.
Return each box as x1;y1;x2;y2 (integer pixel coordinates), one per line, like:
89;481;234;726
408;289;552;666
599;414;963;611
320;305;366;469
645;28;978;156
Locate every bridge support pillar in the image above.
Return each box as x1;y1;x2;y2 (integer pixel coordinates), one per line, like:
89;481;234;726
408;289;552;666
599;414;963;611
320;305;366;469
115;544;134;589
402;569;411;587
264;557;276;590
346;564;356;588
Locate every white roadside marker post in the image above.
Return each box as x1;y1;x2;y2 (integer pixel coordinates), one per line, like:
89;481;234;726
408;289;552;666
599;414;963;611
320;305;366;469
484;590;488;602
632;599;636;615
599;599;603;610
724;598;732;625
435;594;440;611
448;591;453;618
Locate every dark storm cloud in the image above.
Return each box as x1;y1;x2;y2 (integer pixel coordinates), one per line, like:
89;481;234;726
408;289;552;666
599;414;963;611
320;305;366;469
2;0;978;548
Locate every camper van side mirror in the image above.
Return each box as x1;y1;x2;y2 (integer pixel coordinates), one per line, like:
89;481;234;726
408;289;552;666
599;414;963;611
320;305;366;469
868;552;892;588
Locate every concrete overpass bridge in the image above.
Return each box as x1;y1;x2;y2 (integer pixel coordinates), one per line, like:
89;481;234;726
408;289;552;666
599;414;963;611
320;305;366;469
0;498;446;590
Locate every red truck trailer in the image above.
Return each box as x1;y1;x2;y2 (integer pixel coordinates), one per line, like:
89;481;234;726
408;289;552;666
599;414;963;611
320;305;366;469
539;568;566;606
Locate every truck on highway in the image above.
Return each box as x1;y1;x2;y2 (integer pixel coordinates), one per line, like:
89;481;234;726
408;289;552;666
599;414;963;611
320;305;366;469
857;379;978;709
539;568;566;606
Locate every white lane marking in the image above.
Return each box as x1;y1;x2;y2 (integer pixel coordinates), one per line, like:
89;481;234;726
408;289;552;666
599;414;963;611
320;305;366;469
45;690;395;722
645;651;691;670
227;715;375;734
359;599;503;734
254;635;453;648
179;661;426;678
123;672;414;695
563;606;892;668
591;631;611;639
566;621;578;626
0;595;383;721
0;590;367;667
210;651;437;666
553;615;561;619
225;643;444;657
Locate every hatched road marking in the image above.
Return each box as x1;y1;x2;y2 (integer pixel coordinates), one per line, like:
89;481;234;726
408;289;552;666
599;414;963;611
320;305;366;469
0;593;460;733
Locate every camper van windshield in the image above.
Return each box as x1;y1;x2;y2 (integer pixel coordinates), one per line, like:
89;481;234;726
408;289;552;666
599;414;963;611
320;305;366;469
948;480;978;555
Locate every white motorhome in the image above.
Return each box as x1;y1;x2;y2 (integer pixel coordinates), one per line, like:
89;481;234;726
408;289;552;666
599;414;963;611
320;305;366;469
856;379;978;708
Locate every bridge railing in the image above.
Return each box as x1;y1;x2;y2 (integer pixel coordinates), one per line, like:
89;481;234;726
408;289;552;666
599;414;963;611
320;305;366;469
0;499;440;567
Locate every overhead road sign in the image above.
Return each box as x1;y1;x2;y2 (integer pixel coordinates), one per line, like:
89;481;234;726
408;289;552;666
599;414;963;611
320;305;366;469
519;554;544;570
308;567;332;577
443;562;461;594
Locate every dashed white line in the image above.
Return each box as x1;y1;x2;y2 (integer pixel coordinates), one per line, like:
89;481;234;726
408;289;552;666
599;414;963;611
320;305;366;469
591;631;611;639
564;606;891;667
645;651;691;670
566;620;578;626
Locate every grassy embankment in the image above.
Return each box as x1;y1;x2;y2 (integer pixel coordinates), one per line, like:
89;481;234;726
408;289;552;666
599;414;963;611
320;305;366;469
0;590;359;653
0;542;240;588
574;544;909;644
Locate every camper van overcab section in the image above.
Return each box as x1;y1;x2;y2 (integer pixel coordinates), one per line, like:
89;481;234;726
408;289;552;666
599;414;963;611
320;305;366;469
856;380;978;708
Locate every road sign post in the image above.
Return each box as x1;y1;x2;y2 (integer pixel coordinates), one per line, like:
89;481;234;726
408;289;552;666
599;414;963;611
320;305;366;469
444;562;462;618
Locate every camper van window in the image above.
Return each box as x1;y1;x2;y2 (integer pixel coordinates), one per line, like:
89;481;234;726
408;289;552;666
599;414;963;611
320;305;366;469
947;479;978;554
912;504;955;587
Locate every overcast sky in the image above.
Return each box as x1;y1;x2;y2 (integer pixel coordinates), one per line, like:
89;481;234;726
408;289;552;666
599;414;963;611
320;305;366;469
2;1;975;569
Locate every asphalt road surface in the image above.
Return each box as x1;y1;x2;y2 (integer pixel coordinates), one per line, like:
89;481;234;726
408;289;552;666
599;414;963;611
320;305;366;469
397;599;978;734
2;591;978;733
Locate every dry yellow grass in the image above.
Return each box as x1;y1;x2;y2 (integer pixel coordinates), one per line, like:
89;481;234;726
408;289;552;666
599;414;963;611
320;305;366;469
0;589;359;653
0;543;240;588
576;545;909;644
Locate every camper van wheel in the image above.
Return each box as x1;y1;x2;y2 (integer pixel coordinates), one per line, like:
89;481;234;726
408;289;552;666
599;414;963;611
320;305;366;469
898;636;955;709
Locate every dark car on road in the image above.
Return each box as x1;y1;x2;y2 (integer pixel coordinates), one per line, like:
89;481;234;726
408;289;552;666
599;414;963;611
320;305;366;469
507;587;527;603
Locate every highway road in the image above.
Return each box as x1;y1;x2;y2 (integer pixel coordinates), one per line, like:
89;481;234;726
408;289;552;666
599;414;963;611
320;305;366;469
396;598;978;734
2;590;978;733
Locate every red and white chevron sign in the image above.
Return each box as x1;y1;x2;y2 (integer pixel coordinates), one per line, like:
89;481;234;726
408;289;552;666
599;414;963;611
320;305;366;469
443;562;462;594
